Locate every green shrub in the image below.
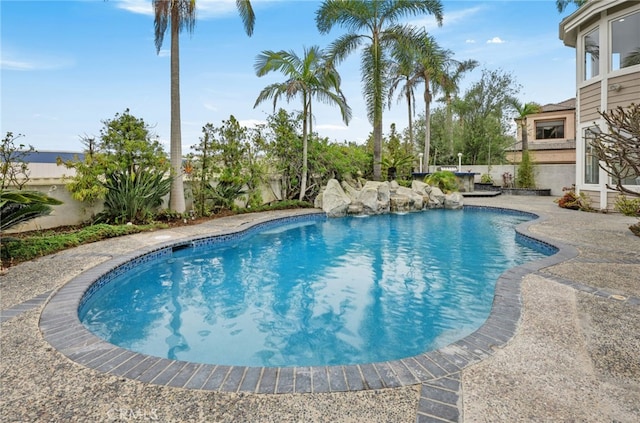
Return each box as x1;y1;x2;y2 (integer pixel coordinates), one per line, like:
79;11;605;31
425;171;459;193
1;223;163;265
207;180;246;213
555;188;592;211
237;200;313;213
516;151;536;188
614;195;640;217
480;173;494;184
96;170;171;224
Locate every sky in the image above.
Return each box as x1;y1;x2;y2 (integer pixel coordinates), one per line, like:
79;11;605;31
1;0;580;154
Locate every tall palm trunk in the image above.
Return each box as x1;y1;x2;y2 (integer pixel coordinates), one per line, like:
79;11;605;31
446;96;454;156
300;93;309;201
372;40;383;182
406;88;414;151
423;78;432;172
521;119;529;153
169;12;185;213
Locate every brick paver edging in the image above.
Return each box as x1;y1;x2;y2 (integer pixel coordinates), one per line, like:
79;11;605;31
39;207;577;423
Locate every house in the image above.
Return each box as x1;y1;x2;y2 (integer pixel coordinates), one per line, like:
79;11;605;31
559;0;640;210
507;98;577;165
499;98;577;195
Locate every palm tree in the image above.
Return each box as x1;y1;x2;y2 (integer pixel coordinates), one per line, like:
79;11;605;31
0;190;62;232
254;46;351;200
388;44;419;154
556;0;588;13
437;58;479;156
412;33;448;172
511;101;542;153
316;0;443;181
153;0;255;213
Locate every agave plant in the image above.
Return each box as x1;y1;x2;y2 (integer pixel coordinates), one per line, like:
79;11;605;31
0;190;63;232
96;169;171;224
206;180;246;213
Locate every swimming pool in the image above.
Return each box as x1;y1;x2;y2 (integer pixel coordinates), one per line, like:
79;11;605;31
78;207;553;368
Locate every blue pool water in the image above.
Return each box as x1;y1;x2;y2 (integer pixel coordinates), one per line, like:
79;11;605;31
80;208;552;367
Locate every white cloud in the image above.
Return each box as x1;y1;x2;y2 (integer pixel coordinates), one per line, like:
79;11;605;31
115;0;152;16
238;119;266;128
465;39;476;44
1;59;36;71
487;37;506;44
197;0;242;19
158;49;170;58
115;0;258;20
0;55;74;71
409;5;485;30
203;103;218;112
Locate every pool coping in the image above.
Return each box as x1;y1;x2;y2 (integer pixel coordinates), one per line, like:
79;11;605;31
39;206;578;404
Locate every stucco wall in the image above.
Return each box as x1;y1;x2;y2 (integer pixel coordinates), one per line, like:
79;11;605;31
5;180;103;233
5;162;576;232
428;163;576;197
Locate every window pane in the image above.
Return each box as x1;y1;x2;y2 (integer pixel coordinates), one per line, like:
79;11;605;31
584;129;599;184
584;28;600;80
616;173;640;186
611;11;640;71
535;120;565;139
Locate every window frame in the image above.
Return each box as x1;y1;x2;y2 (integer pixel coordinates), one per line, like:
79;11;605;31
609;9;640;73
583;127;600;185
583;26;600;81
535;119;566;140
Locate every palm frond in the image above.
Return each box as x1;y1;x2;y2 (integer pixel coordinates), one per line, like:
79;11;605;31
0;190;62;232
236;0;255;36
316;0;372;34
383;0;444;26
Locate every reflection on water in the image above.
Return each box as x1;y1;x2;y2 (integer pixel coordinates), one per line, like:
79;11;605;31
80;209;548;367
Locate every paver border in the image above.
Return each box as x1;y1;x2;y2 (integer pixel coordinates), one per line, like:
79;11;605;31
38;206;578;421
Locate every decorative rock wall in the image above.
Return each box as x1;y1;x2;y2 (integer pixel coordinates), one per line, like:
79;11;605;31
315;178;463;217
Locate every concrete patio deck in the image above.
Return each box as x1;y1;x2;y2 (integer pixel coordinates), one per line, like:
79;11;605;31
1;196;639;422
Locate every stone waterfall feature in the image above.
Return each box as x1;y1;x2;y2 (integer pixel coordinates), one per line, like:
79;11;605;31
314;179;464;217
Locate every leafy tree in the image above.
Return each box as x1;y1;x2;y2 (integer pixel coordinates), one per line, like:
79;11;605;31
254;45;351;201
381;123;413;180
419;107;451;166
453;69;520;165
189;116;265;214
263;109;304;200
590;103;640;197
57;137;107;206
1;132;35;190
311;137;372;186
59;109;171;221
152;0;255;213
97;110;169;174
316;0;443;181
436;58;479;156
